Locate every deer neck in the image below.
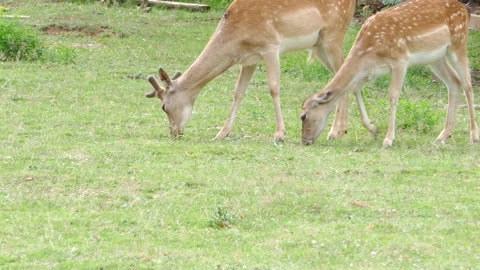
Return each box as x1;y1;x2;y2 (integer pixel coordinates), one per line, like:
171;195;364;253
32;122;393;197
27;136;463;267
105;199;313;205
326;55;369;99
177;30;236;95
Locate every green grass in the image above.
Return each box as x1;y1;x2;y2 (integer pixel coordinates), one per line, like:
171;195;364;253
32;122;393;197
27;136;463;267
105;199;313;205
1;1;480;269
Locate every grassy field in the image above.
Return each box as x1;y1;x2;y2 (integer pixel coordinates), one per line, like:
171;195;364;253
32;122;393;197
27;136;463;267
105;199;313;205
1;1;480;269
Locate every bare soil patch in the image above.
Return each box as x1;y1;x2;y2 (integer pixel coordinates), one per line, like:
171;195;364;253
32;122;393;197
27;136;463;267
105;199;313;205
42;25;114;38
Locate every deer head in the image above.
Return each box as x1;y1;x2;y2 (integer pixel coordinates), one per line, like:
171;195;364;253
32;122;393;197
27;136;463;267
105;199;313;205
300;90;338;145
146;68;190;138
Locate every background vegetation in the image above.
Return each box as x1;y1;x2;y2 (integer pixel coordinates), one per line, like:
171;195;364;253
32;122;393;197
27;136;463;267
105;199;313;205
1;0;479;269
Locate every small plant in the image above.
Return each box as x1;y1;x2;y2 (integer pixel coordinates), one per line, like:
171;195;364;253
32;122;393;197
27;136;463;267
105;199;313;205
0;20;45;61
397;99;442;134
208;206;237;229
47;45;77;65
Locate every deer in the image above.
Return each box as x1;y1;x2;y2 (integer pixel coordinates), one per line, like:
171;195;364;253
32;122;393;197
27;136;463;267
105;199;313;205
300;0;480;147
145;0;357;143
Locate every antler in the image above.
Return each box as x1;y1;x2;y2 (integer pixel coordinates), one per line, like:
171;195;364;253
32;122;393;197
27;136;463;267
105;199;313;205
145;68;183;98
145;68;168;99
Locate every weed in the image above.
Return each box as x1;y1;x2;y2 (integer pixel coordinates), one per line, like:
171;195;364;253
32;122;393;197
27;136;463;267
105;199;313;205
46;45;77;65
397;99;442;133
208;207;237;229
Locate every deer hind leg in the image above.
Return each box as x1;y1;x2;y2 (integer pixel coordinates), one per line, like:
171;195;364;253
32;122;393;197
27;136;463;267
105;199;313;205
263;52;285;143
383;64;407;147
311;36;350;140
214;64;257;140
447;47;479;143
429;58;461;143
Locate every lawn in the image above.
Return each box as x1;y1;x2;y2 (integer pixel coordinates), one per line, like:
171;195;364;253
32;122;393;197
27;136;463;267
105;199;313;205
1;1;480;269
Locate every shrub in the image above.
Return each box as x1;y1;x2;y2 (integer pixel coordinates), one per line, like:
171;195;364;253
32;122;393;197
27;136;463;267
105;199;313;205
0;20;45;61
0;20;77;64
208;207;237;229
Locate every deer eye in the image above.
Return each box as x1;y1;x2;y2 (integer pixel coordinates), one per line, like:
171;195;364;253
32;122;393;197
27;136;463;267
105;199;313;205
300;114;306;121
161;104;167;113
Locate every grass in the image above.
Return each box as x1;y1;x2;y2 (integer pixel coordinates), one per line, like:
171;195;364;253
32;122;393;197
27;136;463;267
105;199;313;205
1;1;480;269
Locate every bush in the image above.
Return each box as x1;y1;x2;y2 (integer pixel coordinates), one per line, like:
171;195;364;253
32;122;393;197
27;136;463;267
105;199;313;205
0;20;45;61
0;20;77;64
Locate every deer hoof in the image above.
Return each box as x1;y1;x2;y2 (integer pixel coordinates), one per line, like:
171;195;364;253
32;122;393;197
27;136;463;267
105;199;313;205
327;129;347;140
382;138;394;148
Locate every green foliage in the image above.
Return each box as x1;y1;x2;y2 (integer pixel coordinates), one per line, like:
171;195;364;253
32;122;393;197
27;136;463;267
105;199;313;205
382;0;403;5
46;44;77;65
208;207;237;229
56;0;96;3
0;20;45;61
397;99;442;133
206;0;231;10
56;0;233;10
0;20;77;64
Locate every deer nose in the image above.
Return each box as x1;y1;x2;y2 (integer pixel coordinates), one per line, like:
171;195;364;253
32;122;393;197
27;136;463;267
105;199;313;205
170;128;184;139
302;138;314;145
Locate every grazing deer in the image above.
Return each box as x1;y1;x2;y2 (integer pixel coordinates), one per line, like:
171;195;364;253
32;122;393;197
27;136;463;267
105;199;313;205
146;0;357;142
301;0;479;147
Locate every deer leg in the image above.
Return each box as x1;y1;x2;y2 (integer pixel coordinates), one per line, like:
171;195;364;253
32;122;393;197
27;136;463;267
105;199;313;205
264;52;285;143
353;80;377;136
214;64;257;140
383;64;407;147
313;38;350;140
429;59;461;143
448;48;479;143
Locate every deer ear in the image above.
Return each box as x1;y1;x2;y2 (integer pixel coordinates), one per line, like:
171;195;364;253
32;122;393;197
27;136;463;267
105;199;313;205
315;90;334;104
171;71;182;81
146;75;165;99
158;67;171;85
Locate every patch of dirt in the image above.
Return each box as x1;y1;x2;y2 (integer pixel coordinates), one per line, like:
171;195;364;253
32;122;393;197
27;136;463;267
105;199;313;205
42;25;114;38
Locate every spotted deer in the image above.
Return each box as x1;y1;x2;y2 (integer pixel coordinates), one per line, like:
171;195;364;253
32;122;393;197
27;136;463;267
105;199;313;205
301;0;479;147
146;0;357;142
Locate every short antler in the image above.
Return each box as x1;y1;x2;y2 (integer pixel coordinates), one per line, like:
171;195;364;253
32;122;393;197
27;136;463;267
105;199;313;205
145;75;163;99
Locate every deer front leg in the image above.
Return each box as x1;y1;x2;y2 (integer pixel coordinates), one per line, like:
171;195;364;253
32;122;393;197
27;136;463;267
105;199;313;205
384;64;407;147
353;81;377;136
264;52;286;143
328;95;349;140
214;64;257;140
